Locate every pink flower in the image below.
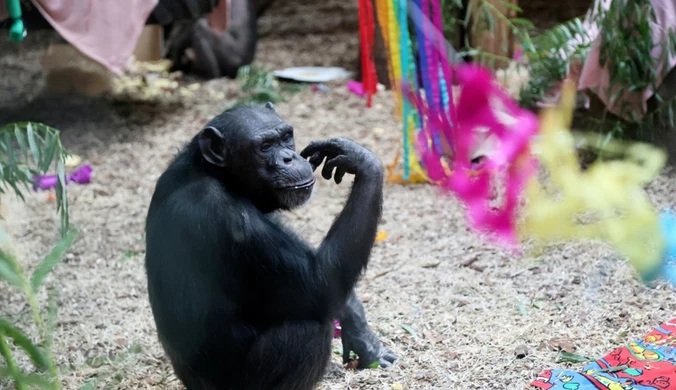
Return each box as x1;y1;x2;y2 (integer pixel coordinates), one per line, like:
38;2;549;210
69;164;93;184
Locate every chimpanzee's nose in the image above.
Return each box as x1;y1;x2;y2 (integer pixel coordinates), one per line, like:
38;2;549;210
281;151;294;164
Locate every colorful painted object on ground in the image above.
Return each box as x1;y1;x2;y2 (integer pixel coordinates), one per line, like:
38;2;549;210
532;319;676;390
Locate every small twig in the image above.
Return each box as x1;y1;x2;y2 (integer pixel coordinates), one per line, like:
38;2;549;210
371;261;406;279
599;365;629;373
461;256;479;267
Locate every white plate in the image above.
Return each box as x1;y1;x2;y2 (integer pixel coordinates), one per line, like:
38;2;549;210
272;67;354;83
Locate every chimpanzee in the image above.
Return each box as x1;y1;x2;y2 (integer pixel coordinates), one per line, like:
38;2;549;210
165;0;257;79
144;103;397;390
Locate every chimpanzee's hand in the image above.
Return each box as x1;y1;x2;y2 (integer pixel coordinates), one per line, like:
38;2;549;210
300;137;383;184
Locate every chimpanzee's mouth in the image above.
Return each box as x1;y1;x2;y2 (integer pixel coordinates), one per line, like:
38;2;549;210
277;177;316;190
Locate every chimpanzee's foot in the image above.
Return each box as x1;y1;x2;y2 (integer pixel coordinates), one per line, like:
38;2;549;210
339;291;399;368
341;326;398;368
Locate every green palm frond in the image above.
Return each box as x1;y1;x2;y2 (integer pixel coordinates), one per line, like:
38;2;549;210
229;66;297;108
519;17;592;108
0;122;69;236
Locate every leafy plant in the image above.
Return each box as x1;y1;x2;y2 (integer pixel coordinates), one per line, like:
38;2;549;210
457;0;533;68
0;123;70;235
0;122;79;390
592;0;676;135
518;17;592;108
441;0;464;41
447;0;676;141
596;0;662;110
228;66;304;109
571;0;676;145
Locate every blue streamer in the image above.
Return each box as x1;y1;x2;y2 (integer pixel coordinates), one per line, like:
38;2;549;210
657;210;676;285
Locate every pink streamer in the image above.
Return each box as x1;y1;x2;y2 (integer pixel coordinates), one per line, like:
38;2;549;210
405;65;539;247
347;80;367;97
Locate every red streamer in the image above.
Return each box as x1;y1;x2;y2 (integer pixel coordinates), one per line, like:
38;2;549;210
358;0;378;107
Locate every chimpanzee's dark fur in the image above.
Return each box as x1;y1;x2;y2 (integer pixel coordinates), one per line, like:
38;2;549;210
145;103;397;390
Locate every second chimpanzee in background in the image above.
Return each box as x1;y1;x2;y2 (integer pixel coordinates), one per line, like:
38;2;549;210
145;103;397;390
165;0;258;79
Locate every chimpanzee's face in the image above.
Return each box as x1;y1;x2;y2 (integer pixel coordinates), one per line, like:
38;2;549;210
199;103;315;211
245;113;315;210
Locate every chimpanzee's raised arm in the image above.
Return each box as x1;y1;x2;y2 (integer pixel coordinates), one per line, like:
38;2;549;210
231;138;382;322
300;138;384;303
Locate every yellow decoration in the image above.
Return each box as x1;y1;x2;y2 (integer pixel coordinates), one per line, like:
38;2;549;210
375;0;399;119
64;154;82;168
386;136;429;184
385;0;403;115
520;79;667;276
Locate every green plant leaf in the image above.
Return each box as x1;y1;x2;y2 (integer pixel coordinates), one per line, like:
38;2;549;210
0;319;51;371
31;227;78;291
499;1;522;12
557;351;595;363
367;360;381;369
0;367;54;388
13;125;29;161
78;378;99;390
510;17;534;28
3;131;18;176
400;324;418;338
26;123;41;167
47;290;59;336
0;260;21;286
55;158;69;236
0;248;21;287
0;367;54;390
39;132;58;173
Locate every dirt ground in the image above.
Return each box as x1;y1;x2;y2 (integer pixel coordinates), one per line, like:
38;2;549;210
3;12;676;390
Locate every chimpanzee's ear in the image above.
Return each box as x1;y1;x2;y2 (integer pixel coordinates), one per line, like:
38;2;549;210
265;102;275;112
198;126;227;167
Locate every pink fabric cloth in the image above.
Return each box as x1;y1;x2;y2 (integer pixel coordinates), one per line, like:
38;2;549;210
0;0;231;74
578;0;676;119
207;0;230;33
1;0;159;74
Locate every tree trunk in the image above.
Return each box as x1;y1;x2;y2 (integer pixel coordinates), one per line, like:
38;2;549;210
467;0;518;69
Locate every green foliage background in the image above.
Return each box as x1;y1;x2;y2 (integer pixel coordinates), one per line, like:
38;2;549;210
0;123;78;390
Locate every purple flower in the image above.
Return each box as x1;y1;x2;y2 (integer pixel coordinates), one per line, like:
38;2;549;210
69;164;93;184
32;174;58;191
33;164;93;191
333;320;341;339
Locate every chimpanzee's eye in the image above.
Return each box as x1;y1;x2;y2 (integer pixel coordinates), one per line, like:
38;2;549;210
260;143;272;152
282;132;292;143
